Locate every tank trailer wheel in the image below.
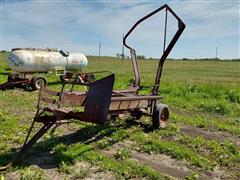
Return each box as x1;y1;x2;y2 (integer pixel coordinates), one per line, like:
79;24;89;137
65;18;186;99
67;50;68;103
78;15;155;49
31;76;47;90
84;73;95;82
7;73;18;82
152;104;169;129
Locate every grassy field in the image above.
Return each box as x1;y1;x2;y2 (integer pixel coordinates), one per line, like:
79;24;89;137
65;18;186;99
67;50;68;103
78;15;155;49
0;52;240;179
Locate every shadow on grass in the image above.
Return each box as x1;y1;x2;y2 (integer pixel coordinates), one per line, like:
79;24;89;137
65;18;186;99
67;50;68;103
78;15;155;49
0;118;154;170
0;84;33;91
47;81;62;86
0;80;62;91
0;72;10;75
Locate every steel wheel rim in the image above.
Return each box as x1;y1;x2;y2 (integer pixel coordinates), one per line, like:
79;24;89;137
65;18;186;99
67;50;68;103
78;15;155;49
160;108;169;128
36;79;44;89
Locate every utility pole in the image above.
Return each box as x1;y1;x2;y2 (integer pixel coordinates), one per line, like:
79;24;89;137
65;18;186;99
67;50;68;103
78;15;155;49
215;46;218;59
98;41;101;60
122;33;124;61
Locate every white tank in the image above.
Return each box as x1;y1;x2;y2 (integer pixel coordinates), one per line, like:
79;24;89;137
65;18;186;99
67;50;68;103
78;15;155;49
8;48;88;73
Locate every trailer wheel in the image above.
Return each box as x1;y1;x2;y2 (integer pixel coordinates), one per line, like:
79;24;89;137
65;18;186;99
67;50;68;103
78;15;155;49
60;73;73;83
7;73;18;82
131;109;143;120
7;74;14;82
85;74;95;82
152;104;169;129
31;77;46;90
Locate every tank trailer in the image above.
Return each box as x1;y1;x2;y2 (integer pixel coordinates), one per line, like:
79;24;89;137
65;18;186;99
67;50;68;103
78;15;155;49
0;48;88;90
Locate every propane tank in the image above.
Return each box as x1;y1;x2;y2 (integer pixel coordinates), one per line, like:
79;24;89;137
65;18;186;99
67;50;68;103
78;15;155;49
8;48;88;73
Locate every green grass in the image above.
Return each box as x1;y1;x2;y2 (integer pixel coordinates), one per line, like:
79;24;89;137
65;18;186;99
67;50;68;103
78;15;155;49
161;83;240;117
54;143;163;180
19;167;46;180
178;135;240;168
0;52;240;179
171;113;240;135
129;130;217;170
58;161;90;179
0;52;9;68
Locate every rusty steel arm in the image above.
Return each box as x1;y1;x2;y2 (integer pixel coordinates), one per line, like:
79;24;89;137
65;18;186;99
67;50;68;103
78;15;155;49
123;4;185;94
152;6;185;95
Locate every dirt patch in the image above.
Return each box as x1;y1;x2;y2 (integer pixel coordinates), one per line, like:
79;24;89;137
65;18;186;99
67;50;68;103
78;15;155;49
101;141;193;179
42;161;115;180
4;157;115;180
42;168;67;180
131;152;193;178
4;171;20;180
180;124;240;146
101;141;232;180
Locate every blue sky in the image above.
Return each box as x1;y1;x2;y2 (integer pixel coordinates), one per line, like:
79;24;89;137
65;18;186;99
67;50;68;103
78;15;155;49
1;0;239;59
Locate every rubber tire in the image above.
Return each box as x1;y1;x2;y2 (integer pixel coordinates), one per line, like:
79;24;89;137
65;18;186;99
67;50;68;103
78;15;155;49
131;109;143;120
85;74;95;82
60;75;67;83
152;104;169;129
31;76;47;90
60;73;73;83
7;73;18;82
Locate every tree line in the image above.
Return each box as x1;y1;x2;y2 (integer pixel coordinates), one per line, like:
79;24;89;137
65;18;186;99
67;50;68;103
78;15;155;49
116;53;145;59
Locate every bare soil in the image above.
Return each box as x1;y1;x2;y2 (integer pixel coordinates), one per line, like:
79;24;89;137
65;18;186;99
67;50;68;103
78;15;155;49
4;153;115;180
101;141;231;180
180;124;240;147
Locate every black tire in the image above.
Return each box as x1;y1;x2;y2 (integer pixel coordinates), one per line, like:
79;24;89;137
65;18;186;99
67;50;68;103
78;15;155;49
131;109;143;120
31;76;47;90
152;104;169;129
60;75;67;83
85;74;95;82
60;73;73;83
7;73;18;82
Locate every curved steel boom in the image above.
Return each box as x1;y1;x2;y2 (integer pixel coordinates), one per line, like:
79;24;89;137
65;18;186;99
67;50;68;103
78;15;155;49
123;4;186;95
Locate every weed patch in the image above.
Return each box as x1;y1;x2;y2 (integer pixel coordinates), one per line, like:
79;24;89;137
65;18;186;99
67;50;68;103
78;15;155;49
130;132;216;170
179;135;240;168
171;113;240;135
54;143;163;179
19;167;46;180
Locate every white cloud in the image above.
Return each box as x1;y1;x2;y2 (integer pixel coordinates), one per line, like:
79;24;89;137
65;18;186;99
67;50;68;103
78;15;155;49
1;0;239;58
170;1;239;38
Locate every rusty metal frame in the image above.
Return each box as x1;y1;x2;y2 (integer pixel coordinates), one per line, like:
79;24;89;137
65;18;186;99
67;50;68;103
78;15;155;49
123;4;185;95
0;73;115;168
0;4;185;170
0;79;31;90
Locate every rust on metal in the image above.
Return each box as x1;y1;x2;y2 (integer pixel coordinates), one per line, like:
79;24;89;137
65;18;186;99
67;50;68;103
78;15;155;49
0;4;185;170
61;92;87;107
12;47;59;52
82;74;115;124
0;79;31;90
